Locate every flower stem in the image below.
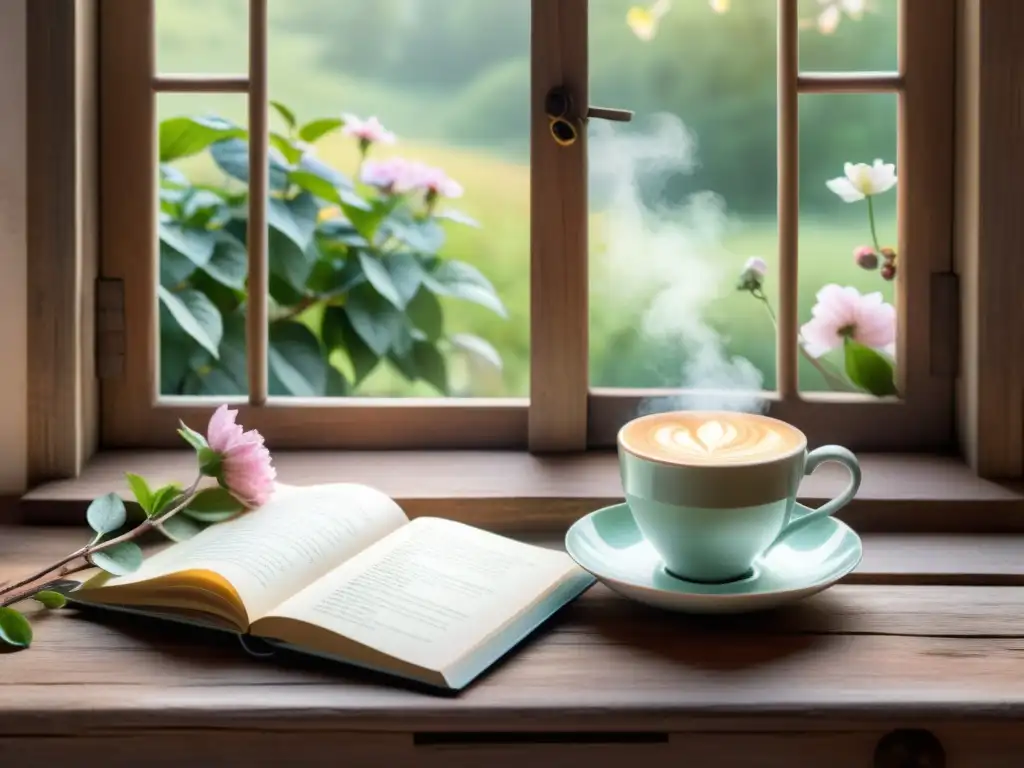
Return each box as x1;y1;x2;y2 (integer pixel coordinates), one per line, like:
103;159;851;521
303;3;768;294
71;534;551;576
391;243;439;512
866;195;882;253
754;292;856;393
0;475;204;601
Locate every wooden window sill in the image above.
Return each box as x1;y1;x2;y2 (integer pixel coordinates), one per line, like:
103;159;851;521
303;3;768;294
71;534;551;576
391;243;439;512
17;450;1024;532
3;527;1024;763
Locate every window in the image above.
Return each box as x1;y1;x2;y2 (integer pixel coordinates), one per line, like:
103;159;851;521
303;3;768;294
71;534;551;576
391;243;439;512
98;0;955;452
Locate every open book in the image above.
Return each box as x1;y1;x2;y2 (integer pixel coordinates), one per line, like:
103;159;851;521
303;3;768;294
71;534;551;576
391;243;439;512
73;484;594;691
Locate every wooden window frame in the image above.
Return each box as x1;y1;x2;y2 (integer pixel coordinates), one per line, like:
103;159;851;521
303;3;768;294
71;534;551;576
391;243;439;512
25;0;1024;481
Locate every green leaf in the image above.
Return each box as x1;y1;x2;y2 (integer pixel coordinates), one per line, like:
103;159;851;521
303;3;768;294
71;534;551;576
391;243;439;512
184;487;245;523
270;132;304;165
33;590;67;609
843;339;898;397
322;306;379;386
209;137;290;190
412;341;448;394
358;251;404;308
268;321;329;397
202;233;248;290
270;101;297;131
159;240;197;289
435;208;480;227
0;608;32;648
344;283;407;357
150;483;183;517
406;286;444;341
268;194;318;250
159;115;244;163
158;286;223;358
345;198;399;242
160;318;194;394
86;493;127;535
326;366;350;396
423;260;507;318
91;541;144;577
178;420;209;452
385;253;425;306
160;221;217;268
125;473;154;516
450;333;503;370
290;171;371;211
157;513;205;543
183;310;248;396
298;117;344;144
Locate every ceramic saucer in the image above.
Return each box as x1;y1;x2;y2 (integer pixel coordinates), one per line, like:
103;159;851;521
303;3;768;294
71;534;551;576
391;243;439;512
565;503;862;614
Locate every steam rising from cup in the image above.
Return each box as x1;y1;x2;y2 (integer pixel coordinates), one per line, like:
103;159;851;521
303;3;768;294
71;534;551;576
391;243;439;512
589;113;766;416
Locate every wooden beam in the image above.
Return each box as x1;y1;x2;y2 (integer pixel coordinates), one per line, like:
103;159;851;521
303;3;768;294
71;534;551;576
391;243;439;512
955;0;1024;478
26;0;99;484
529;0;589;452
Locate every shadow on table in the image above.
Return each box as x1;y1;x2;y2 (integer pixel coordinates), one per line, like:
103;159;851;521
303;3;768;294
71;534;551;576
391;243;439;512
569;589;852;672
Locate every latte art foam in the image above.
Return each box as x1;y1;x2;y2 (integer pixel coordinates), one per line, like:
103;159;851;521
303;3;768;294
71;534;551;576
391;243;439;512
620;411;804;465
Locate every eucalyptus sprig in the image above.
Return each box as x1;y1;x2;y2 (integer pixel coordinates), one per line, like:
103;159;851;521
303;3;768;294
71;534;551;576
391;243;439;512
0;405;273;650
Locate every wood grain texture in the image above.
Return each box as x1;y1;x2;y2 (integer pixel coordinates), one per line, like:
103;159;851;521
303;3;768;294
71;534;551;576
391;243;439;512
8;527;1024;584
246;0;269;405
588;391;956;451
26;0;99;484
19;451;1024;531
529;0;589;452
955;0;1024;478
4;528;1024;760
3;573;1024;733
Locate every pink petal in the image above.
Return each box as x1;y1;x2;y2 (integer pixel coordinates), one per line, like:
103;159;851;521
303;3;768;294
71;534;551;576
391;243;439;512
207;405;242;452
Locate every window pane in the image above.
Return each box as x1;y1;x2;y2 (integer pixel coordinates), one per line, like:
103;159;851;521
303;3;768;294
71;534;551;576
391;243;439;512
798;0;898;71
265;0;529;398
798;93;897;394
589;1;778;401
157;94;249;398
156;0;248;74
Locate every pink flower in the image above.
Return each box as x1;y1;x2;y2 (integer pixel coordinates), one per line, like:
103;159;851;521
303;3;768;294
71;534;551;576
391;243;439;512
206;405;276;507
800;284;896;359
360;157;421;193
342;115;396;146
417;164;463;199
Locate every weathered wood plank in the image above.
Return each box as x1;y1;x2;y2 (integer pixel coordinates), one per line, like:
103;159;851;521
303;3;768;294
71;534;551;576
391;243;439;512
20;451;1024;532
7;527;1024;585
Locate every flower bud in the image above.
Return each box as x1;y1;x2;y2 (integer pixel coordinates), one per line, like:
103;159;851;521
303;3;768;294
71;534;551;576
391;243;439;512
880;264;896;281
737;256;768;292
880;247;897;264
853;245;879;270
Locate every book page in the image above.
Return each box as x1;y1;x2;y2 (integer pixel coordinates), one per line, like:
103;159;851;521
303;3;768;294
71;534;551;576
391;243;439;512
262;517;576;672
103;484;408;622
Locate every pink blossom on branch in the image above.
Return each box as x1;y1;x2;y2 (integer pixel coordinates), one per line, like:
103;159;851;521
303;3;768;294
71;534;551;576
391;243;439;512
342;115;396;146
206;405;276;507
360;158;462;199
800;284;895;359
360;157;421;193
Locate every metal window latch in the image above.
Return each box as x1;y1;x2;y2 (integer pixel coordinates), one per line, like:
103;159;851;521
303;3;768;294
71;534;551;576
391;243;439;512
545;86;633;147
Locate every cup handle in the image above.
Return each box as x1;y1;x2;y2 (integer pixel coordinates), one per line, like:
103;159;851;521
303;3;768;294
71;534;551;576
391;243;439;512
776;445;861;542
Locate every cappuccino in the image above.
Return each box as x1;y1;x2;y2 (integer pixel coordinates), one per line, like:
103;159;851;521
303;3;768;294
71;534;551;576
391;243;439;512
619;411;805;466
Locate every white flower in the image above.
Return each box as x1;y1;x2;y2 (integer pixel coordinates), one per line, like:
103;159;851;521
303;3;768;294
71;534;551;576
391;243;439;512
743;256;767;277
825;159;897;203
627;0;671;40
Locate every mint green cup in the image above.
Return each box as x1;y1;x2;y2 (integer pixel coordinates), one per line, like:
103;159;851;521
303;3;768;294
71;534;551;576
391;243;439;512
618;412;861;583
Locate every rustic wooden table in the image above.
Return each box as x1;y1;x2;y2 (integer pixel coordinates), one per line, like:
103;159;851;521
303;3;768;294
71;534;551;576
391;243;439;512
3;527;1024;767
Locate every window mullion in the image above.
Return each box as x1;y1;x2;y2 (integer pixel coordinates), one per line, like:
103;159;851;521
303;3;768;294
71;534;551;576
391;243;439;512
247;0;269;405
529;0;589;452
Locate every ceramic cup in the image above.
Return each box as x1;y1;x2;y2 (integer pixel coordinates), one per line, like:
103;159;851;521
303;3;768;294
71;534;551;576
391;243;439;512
618;411;861;583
